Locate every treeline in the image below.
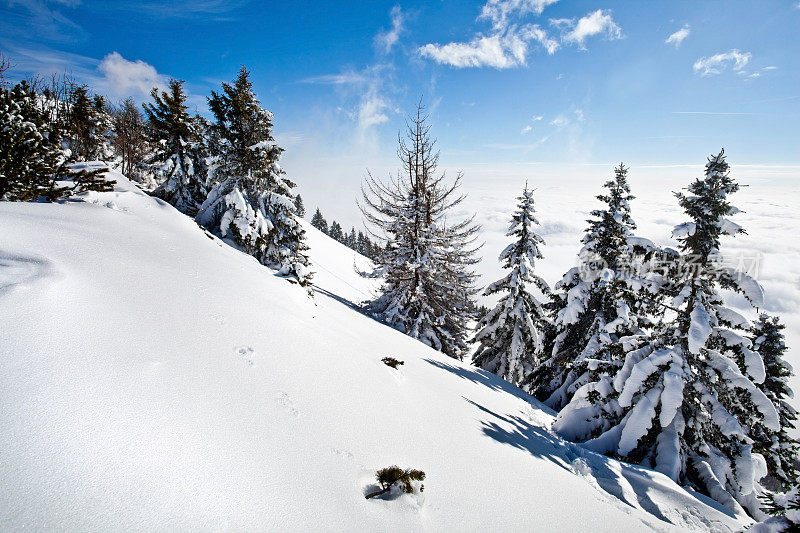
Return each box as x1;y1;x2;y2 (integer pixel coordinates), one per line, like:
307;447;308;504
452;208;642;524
0;52;311;288
309;207;381;261
356;103;797;522
468;155;798;522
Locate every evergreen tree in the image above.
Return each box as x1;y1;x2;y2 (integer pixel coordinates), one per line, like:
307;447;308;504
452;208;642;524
197;67;311;287
144;79;207;215
1;81;111;201
66;85;112;161
360;103;481;359
294;194;305;218
527;164;652;410
750;314;798;490
472;183;550;386
311;207;328;233
329;220;344;242
347;227;357;249
553;151;780;519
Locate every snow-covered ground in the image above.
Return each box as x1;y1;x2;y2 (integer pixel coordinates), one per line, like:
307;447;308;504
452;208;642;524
0;169;753;530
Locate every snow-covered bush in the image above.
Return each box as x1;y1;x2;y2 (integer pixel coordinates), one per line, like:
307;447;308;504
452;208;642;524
365;466;425;499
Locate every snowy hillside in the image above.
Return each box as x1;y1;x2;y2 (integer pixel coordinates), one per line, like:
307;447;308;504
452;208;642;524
0;170;749;531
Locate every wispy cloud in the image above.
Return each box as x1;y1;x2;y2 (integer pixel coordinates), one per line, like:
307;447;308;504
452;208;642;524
558;9;623;48
298;72;368;85
374;5;406;54
123;0;251;19
419;0;619;69
479;0;560;30
693;49;751;76
419;32;532;69
1;0;86;42
665;24;690;48
521;125;532;134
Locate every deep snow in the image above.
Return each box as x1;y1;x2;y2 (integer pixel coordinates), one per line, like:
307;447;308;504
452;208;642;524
0;169;750;531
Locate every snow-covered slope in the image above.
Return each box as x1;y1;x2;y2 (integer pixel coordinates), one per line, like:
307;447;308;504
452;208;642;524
0;170;747;531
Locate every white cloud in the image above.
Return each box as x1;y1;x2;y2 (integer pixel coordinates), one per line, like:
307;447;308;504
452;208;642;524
665;24;690;48
521;125;532;134
358;89;390;129
480;0;560;30
522;24;560;54
299;72;367;85
762;65;778;70
98;52;167;97
560;9;623;48
693;49;751;76
419;22;560;69
375;6;405;54
550;114;569;127
419;1;620;69
532;115;543;121
419;32;526;69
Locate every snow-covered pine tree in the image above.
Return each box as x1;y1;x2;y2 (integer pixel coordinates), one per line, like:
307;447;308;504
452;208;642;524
197;67;311;288
757;487;800;531
749;314;798;490
472;183;550;386
360;103;480;359
329;220;344;243
311;207;328;233
526;164;652;410
294;194;305;218
0;81;111;201
554;150;780;519
144;79;207;215
66;85;112;162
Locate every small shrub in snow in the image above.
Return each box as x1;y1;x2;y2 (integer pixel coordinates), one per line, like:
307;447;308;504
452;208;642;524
365;466;425;499
381;357;404;369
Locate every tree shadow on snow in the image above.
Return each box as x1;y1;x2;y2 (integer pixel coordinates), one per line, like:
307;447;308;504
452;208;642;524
422;358;557;414
466;395;681;525
313;286;370;316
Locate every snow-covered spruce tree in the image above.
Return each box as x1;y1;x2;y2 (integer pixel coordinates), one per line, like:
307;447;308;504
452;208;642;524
526;164;654;410
554;150;780;519
472;183;550;386
311;207;328;233
0;81;111;201
66;85;113;162
294;194;305;217
144;80;207;215
360;104;480;359
749;314;798;490
197;67;311;288
755;487;800;531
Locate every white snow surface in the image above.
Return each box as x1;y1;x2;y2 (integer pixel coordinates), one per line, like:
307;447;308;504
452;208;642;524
0;169;748;531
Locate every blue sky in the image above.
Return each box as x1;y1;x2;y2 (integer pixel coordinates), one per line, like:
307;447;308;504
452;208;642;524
2;0;799;225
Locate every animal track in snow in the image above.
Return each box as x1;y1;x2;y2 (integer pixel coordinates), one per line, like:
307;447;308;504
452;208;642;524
276;391;299;416
235;345;255;367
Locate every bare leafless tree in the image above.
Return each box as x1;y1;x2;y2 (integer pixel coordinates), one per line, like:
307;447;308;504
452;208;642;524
111;98;149;179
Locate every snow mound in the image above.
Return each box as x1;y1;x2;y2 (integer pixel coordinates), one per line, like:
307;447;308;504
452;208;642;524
0;173;747;531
